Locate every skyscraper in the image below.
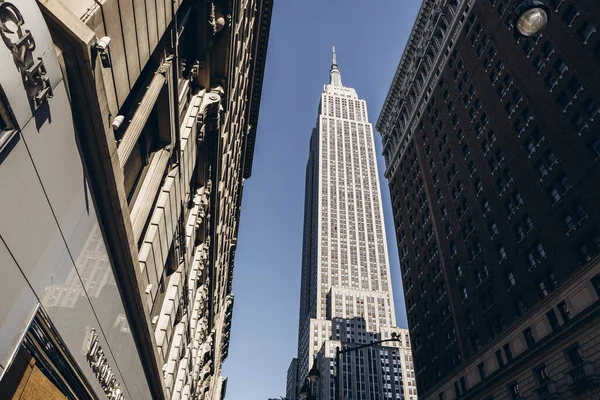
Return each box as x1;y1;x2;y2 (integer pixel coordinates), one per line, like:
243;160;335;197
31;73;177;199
377;0;600;399
288;49;417;400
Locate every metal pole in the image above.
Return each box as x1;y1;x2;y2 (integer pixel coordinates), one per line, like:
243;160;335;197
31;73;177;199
333;336;400;400
335;346;340;400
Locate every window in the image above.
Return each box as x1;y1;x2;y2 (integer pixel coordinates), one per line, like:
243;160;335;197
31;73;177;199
0;86;17;153
455;263;463;277
523;327;536;348
481;199;490;214
498;246;507;262
528;252;537;268
541;41;553;58
554;58;567;75
546;309;560;331
524;214;534;230
478;362;486;380
583;97;599;117
496;350;505;368
564;214;575;230
516;224;525;240
558;300;571;322
516;298;526;316
508;382;521;399
591;274;600;297
578;21;596;42
548;186;561;203
545;73;558;90
489;221;498;236
534;364;551;385
504;343;513;361
466;310;474;327
562;5;578;26
507;272;516;287
574;202;587;220
468;159;476;174
537;243;547;258
566;344;583;367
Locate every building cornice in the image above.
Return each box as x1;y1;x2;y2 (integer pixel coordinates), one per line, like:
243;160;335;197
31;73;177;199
376;0;475;179
376;0;436;133
243;0;274;179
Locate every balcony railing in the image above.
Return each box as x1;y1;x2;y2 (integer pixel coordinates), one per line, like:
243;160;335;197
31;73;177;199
567;362;600;394
536;381;559;399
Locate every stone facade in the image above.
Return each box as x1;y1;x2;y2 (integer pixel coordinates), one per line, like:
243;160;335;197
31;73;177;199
432;260;600;400
0;0;272;399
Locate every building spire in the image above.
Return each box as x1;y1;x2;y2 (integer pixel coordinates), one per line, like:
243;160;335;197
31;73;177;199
329;45;342;86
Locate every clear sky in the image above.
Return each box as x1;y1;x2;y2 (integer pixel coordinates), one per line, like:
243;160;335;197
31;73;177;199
222;1;422;398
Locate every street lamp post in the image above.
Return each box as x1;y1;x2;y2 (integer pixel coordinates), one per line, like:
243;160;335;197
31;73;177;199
334;333;401;400
512;0;549;37
300;357;321;400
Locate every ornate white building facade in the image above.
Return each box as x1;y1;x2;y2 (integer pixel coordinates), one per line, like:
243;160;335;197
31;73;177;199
288;49;417;400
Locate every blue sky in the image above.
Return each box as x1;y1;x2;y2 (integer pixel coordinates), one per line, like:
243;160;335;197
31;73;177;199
222;1;422;398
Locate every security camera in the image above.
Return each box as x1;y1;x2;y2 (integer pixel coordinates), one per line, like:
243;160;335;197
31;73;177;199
96;36;111;52
112;115;125;130
95;36;112;68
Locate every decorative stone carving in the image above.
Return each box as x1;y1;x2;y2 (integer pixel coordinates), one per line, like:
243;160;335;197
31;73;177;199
198;89;223;134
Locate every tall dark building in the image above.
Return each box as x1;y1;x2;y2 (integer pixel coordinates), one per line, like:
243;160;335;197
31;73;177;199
377;0;600;399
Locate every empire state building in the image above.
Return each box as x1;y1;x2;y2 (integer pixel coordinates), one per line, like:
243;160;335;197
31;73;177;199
286;49;417;400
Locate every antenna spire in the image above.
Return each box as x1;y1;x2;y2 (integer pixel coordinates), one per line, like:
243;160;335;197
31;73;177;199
329;45;342;86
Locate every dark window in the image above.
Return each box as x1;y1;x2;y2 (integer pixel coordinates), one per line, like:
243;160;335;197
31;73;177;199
572;113;586;130
460;377;467;393
478;362;486;379
554;58;567;75
496;350;505;368
558;300;571;322
523;327;536;348
454;381;461;397
541;41;553;58
590;139;600;157
565;344;584;367
504;343;513;361
545;73;557;90
534;364;551;385
470;335;480;352
591;274;600;297
577;21;596;42
508;382;521;399
557;91;570;109
546;309;560;331
562;5;578;26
